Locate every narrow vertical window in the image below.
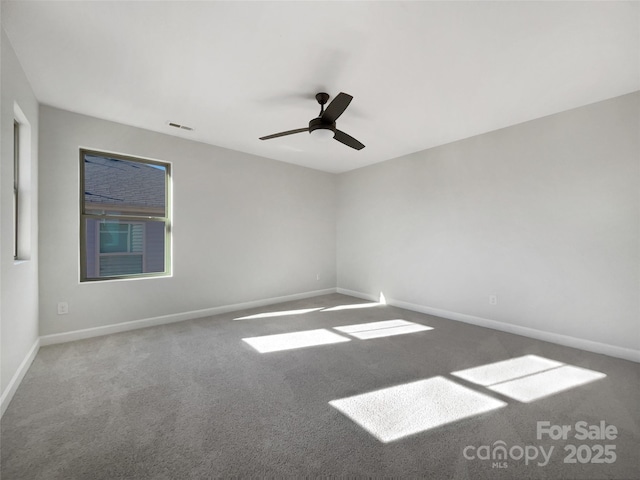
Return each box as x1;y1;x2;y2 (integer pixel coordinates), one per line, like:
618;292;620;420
80;149;171;281
13;104;32;261
13;121;19;259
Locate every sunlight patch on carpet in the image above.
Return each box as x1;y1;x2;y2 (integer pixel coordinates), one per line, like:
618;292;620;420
234;307;323;320
322;302;383;312
334;319;432;339
451;355;563;386
329;377;506;442
242;328;350;353
488;365;606;403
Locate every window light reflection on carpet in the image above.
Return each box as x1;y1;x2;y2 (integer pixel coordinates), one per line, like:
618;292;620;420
322;302;383;312
322;292;387;312
330;377;507;443
451;355;563;386
488;365;606;403
242;328;350;353
334;319;433;339
234;307;323;320
452;355;606;403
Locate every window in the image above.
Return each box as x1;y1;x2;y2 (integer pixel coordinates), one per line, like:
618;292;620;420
13;103;32;261
13;121;19;259
80;149;171;281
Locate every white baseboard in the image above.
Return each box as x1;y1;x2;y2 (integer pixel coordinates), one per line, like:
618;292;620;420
336;288;379;302
40;288;337;346
1;338;40;417
339;288;640;363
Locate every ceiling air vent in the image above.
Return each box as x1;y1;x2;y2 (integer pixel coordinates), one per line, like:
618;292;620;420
167;122;194;131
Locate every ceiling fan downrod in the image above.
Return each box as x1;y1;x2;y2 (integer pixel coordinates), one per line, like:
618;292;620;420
316;92;330;117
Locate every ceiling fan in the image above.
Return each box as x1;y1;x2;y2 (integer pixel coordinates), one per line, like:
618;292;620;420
259;92;365;150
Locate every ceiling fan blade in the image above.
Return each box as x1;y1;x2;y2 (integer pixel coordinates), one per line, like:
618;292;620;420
321;92;353;123
334;129;365;150
259;128;309;140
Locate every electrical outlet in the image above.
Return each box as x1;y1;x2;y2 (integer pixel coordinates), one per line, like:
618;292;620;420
316;273;320;281
489;295;497;305
57;302;69;315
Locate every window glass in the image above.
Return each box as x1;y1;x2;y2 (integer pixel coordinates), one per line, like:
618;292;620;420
13;121;19;259
81;150;170;281
83;154;166;217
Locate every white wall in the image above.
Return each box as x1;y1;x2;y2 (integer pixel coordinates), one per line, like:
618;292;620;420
1;29;39;406
338;93;639;353
38;106;336;336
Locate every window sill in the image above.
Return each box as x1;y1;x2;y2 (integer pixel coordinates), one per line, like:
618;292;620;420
80;273;172;284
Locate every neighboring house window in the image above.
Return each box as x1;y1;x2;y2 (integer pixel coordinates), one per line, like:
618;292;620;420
98;222;145;276
80;149;170;281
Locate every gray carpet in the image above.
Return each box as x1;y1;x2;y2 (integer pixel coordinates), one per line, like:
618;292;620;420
1;294;638;479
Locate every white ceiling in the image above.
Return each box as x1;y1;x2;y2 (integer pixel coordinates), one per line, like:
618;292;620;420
2;1;638;173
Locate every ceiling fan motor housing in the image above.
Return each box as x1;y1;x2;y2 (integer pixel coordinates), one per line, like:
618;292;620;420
309;117;336;134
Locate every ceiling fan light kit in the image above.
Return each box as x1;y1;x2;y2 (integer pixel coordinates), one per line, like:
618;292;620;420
311;127;335;141
259;92;365;150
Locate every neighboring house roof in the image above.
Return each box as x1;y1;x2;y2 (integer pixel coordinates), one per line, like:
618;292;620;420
84;154;166;214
